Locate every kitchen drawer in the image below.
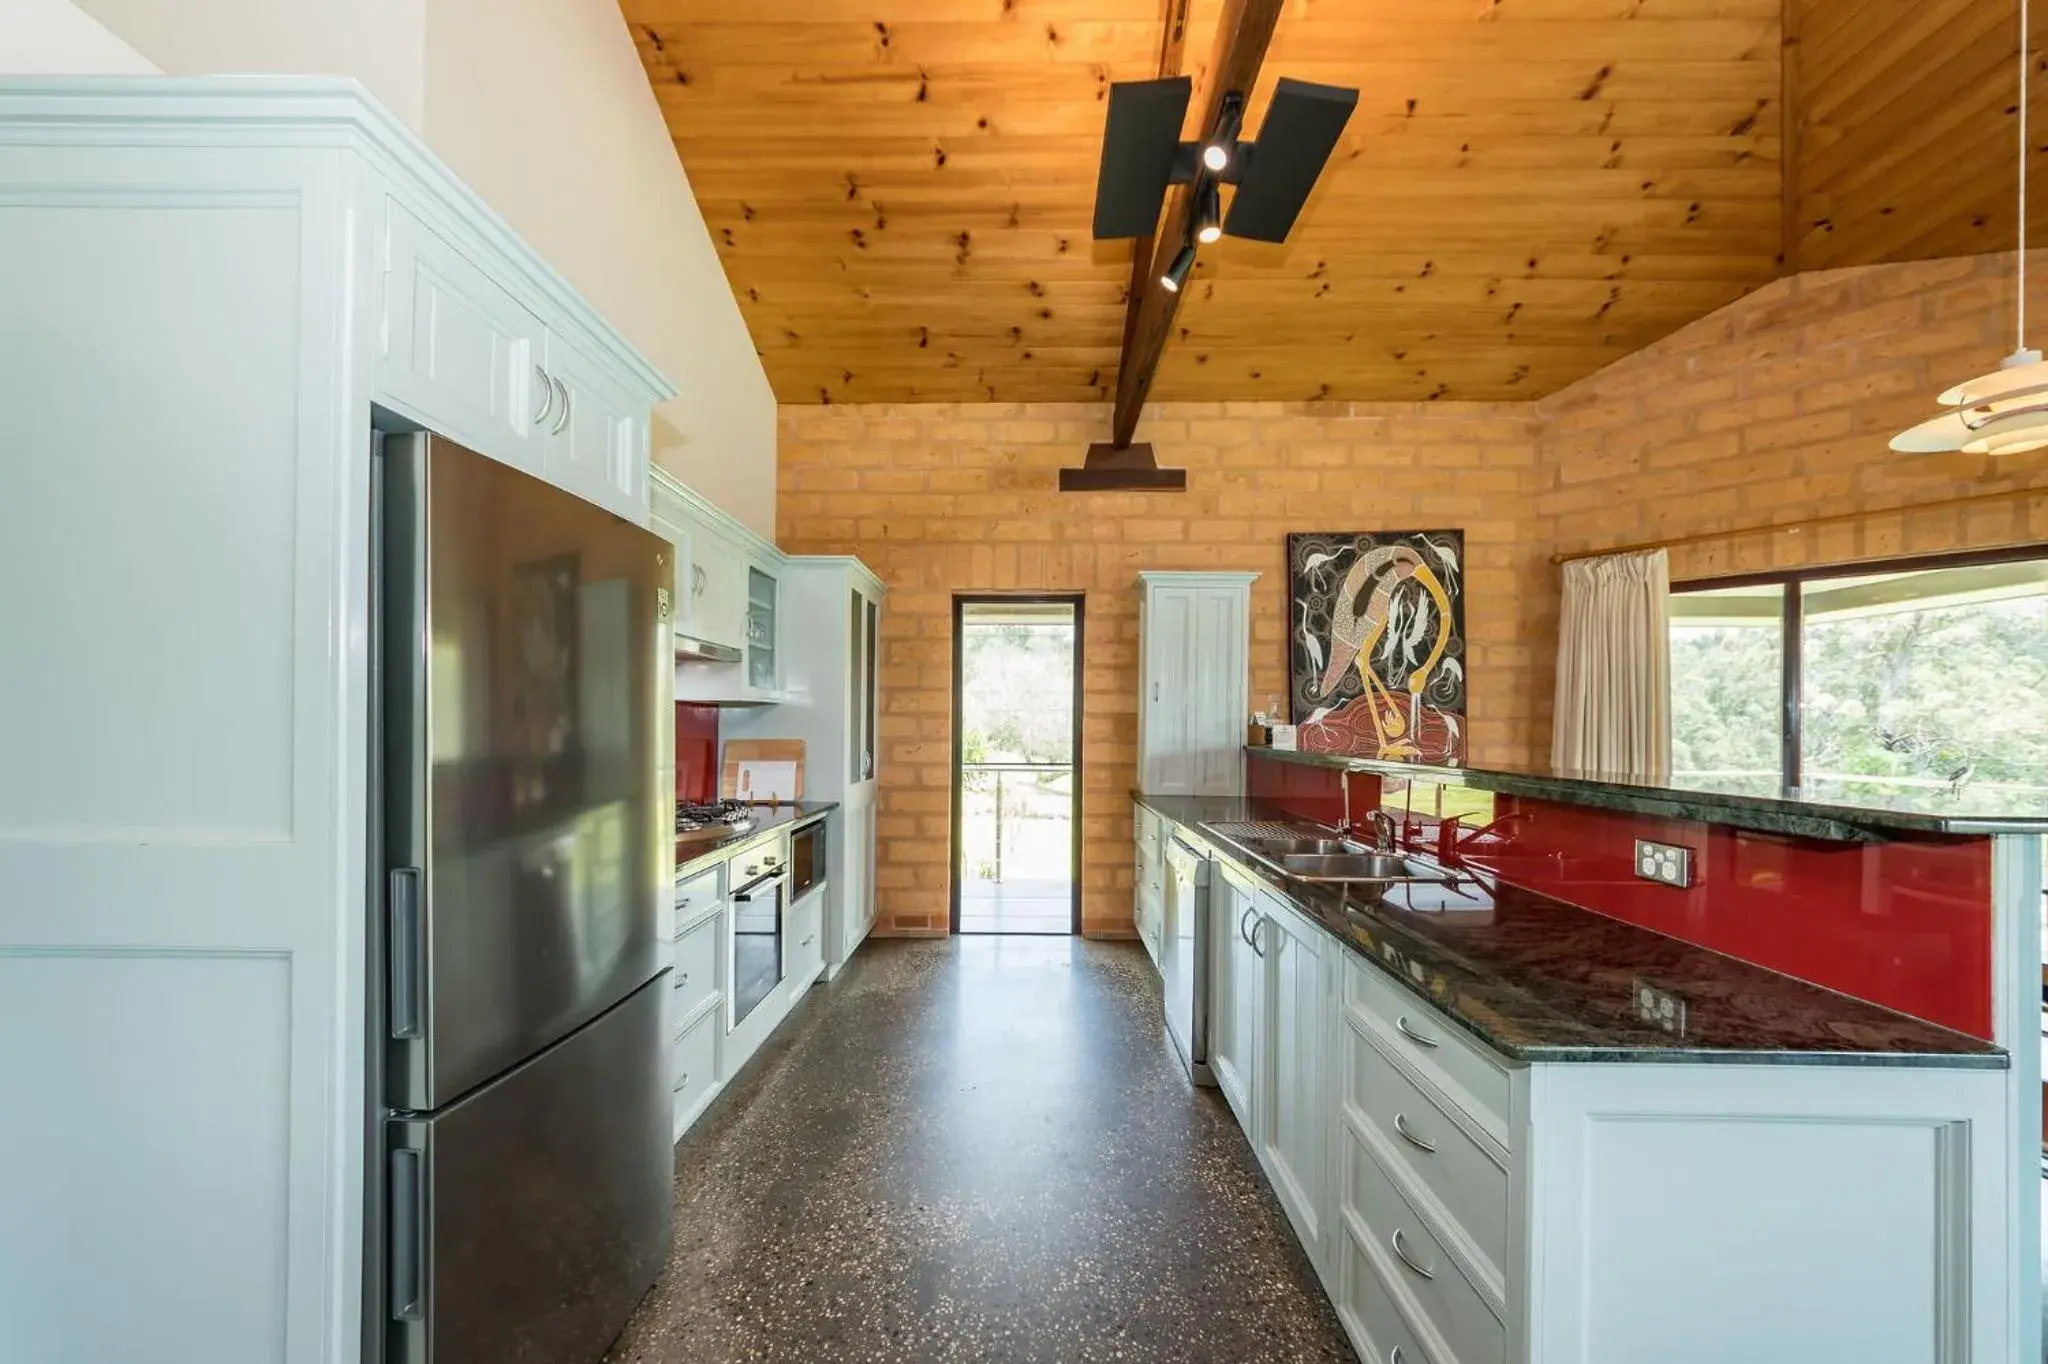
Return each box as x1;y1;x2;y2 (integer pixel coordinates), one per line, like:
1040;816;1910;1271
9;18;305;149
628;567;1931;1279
671;1005;718;1110
1340;1219;1440;1364
675;862;725;920
1343;955;1511;1148
1136;805;1162;852
1345;1020;1509;1284
1343;1127;1505;1364
671;911;721;1022
790;887;824;981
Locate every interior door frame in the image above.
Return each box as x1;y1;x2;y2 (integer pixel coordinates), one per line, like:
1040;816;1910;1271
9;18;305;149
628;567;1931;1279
949;593;1086;936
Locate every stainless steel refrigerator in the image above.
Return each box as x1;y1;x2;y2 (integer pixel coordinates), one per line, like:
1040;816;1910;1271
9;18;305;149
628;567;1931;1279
365;433;673;1364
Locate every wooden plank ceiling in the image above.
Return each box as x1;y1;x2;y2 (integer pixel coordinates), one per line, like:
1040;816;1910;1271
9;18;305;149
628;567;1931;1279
623;0;1788;405
1790;0;2043;271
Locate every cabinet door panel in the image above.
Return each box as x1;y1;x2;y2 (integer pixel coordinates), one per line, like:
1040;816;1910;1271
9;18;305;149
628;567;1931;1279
1190;589;1243;796
1142;587;1194;793
380;199;541;468
1209;871;1255;1131
542;328;641;519
1259;905;1329;1260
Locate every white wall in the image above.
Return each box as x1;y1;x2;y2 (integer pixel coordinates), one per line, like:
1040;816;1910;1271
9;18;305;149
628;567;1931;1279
420;0;776;537
0;0;156;73
63;0;777;538
75;0;425;126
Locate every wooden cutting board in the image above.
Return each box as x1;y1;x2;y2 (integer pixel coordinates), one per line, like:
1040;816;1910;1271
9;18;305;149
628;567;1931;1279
722;739;806;803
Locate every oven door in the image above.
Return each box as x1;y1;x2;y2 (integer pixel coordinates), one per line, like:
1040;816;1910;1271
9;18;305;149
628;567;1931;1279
729;870;786;1028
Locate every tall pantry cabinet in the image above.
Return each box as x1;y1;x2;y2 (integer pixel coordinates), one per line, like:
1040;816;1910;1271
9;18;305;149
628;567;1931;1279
722;557;884;975
1136;572;1258;797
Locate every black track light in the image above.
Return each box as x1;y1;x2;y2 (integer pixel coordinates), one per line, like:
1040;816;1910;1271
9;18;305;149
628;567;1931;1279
1195;179;1223;244
1202;92;1245;173
1160;240;1197;293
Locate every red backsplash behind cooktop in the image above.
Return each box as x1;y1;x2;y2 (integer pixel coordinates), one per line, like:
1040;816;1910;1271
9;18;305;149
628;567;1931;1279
1245;752;1995;1038
675;703;719;804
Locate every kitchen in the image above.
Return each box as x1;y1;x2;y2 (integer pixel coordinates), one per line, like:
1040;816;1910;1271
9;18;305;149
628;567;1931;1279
3;1;2048;1362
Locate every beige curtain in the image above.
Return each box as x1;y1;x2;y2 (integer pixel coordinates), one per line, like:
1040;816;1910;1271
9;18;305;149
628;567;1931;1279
1551;548;1671;782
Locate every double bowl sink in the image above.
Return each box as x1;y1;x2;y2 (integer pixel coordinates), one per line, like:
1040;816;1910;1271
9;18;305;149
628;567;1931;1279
1199;824;1461;892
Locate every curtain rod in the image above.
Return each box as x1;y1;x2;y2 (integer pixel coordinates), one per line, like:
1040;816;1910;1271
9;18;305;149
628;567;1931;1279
1548;483;2048;565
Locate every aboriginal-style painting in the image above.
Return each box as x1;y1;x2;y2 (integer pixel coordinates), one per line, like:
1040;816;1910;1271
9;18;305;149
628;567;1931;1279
1286;531;1467;763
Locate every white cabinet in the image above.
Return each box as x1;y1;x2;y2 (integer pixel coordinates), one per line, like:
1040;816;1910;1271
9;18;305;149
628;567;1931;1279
0;79;675;1364
744;560;782;695
1136;572;1256;797
689;523;749;653
380;197;546;472
1133;803;1165;967
650;469;794;705
1253;892;1333;1268
1148;806;2017;1364
1208;859;1260;1132
540;326;646;520
721;559;886;977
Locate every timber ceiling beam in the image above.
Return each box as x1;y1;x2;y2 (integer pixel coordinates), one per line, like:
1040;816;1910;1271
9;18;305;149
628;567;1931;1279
1110;0;1285;448
1119;0;1192;365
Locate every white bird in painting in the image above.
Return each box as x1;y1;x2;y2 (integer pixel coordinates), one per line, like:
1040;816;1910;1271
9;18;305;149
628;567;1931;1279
1300;705;1337;730
1300;549;1345;590
1425;536;1461;581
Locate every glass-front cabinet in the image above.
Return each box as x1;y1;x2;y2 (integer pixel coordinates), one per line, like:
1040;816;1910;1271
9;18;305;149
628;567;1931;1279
746;565;779;693
848;589;879;782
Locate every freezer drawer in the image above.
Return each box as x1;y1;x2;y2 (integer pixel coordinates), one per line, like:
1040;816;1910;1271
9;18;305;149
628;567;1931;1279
383;972;672;1364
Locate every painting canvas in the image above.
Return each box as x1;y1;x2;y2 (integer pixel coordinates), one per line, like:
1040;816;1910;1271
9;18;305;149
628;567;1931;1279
1287;531;1467;763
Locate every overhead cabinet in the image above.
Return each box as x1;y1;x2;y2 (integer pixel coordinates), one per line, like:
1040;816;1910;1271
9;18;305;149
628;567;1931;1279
651;471;786;702
1136;572;1256;797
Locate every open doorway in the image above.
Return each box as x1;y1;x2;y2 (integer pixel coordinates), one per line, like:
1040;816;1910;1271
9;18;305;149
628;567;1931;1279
951;596;1083;935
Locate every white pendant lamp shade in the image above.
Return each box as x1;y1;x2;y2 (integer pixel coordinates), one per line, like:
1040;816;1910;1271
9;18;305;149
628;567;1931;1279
1892;349;2048;455
1892;0;2042;456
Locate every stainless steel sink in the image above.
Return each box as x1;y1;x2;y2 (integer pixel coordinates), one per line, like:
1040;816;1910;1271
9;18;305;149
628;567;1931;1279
1199;820;1460;889
1241;836;1356;856
1270;851;1434;881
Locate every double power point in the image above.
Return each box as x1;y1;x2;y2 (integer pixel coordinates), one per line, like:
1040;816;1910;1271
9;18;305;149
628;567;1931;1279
1633;838;1694;889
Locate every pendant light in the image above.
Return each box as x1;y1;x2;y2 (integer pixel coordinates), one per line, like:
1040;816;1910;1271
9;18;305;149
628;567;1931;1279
1893;0;2048;456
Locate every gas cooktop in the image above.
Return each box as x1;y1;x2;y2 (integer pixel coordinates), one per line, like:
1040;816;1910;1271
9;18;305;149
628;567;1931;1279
675;799;755;836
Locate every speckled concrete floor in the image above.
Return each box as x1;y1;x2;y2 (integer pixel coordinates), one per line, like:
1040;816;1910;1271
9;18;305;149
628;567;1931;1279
606;936;1356;1364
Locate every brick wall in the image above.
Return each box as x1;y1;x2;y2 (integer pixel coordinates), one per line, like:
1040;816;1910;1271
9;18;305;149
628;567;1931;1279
1536;251;2048;577
777;402;1548;937
778;251;2048;939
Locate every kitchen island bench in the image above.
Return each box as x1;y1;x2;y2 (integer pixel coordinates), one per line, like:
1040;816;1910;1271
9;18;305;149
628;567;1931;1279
1133;775;2028;1364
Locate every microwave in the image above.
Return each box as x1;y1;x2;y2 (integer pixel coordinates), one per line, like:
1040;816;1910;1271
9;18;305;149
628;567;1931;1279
790;818;825;901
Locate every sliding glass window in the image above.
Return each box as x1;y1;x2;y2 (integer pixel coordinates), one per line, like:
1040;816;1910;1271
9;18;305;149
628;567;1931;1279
1669;551;2048;811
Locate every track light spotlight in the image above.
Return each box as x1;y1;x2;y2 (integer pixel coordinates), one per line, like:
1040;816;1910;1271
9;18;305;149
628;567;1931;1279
1195;179;1222;244
1160;241;1197;293
1202;92;1245;172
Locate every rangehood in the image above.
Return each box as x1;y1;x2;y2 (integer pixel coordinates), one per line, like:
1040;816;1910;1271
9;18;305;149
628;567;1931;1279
674;632;743;664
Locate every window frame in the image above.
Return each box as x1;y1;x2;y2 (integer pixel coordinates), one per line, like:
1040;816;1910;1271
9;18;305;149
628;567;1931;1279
1672;543;2048;788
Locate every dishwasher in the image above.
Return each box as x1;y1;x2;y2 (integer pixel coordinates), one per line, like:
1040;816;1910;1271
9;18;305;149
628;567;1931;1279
1162;832;1214;1086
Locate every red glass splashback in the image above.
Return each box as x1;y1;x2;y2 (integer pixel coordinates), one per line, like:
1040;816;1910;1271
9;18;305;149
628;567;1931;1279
675;703;719;804
1244;752;1997;1038
1419;787;1993;1039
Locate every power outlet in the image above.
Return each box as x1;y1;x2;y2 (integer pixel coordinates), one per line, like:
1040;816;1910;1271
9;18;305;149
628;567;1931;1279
1633;838;1693;888
1633;978;1689;1037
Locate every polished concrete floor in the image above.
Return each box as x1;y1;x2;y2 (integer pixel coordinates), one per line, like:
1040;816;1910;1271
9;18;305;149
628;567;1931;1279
956;877;1074;935
606;936;1355;1364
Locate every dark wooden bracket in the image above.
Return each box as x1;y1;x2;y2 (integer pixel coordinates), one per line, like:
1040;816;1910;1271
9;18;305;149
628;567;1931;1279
1057;442;1187;492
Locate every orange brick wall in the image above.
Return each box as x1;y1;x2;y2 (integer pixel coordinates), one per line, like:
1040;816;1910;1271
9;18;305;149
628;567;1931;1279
778;251;2048;939
777;402;1548;937
1536;251;2048;578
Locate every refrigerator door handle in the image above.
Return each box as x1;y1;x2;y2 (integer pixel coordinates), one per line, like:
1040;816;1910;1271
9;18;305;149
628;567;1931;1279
388;1145;426;1322
389;867;425;1040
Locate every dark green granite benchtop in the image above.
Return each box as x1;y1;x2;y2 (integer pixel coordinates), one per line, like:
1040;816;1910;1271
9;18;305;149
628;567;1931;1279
1136;791;2006;1070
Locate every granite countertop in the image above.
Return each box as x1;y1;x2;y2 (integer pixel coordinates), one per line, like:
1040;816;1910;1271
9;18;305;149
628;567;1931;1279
1136;791;2005;1070
676;801;836;877
1249;746;2048;840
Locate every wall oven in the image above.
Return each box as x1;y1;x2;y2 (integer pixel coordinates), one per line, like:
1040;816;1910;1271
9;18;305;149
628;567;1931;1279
729;863;786;1028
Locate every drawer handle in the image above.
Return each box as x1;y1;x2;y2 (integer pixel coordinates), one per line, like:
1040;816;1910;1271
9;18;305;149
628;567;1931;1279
1390;1227;1436;1281
676;1071;689;1089
1248;915;1266;959
1238;905;1257;949
1393;1112;1437;1155
532;363;554;427
1395;1015;1439;1049
678;972;689;987
1391;1350;1407;1364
